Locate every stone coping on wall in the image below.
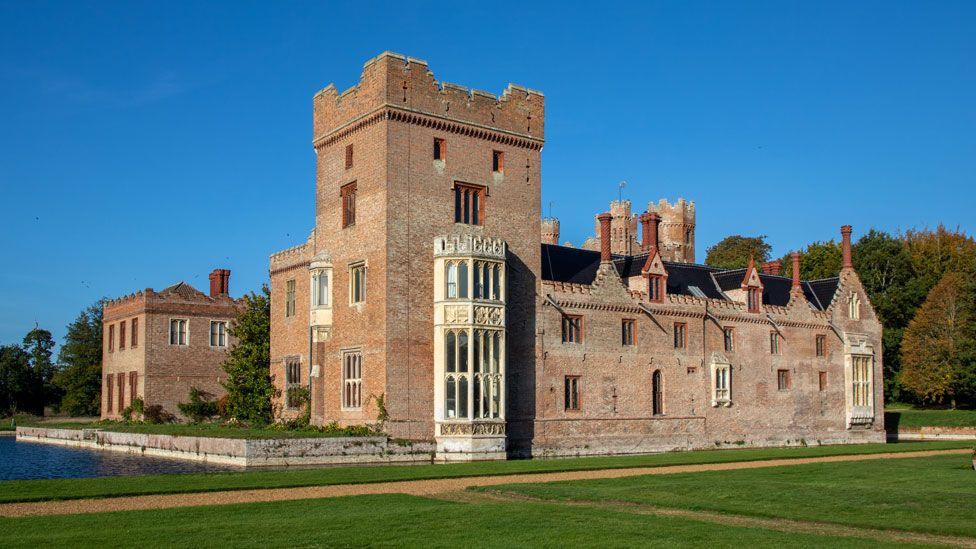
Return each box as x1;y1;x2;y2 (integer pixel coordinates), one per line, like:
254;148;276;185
886;426;976;442
15;427;435;467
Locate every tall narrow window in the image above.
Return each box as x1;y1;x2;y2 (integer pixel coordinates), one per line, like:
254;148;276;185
342;351;362;409
491;264;501;300
816;334;826;357
341;181;357;228
713;364;731;405
777;369;791;391
444;330;469;419
446;262;458;298
453;183;485;225
852;355;871;407
564;376;580;411
131;318;138;348
648;275;664;303
723;327;734;352
314;272;330;307
652;370;663;415
285;357;302;409
344;143;353;169
108;324;115;352
621;319;635;346
350;263;366;304
210;321;228;347
129;372;137;404
819;371;828;391
848;292;861;320
106;374;113;412
770;332;780;355
673;322;686;349
285;279;296;317
169;319;188;346
492;150;504;173
561;315;583;344
747;287;761;312
117;374;124;413
119;321;126;350
433;138;445;161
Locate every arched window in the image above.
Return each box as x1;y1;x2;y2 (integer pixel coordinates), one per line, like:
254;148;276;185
492;264;501;300
446;262;457;298
458;261;468;298
849;292;861;320
445;329;469;419
652;370;663;415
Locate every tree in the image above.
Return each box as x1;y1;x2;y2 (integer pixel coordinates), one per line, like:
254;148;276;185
23;327;60;412
54;302;105;416
0;344;32;415
705;235;771;269
780;241;842;281
900;272;976;407
904;225;976;297
222;286;277;423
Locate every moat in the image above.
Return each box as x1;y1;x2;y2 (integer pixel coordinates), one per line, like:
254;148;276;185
0;437;238;481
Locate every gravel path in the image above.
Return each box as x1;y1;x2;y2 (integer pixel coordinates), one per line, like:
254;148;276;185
0;448;968;518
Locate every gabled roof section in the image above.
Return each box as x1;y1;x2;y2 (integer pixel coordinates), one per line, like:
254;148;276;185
541;244;602;284
159;282;208;301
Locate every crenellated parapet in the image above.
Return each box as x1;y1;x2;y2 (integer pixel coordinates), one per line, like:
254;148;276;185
269;232;313;275
647;198;696;263
434;233;506;260
313;52;544;150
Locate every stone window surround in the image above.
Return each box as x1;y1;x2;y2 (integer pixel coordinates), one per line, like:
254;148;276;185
710;360;732;407
169;318;189;346
349;261;367;306
209;319;228;348
341;347;363;411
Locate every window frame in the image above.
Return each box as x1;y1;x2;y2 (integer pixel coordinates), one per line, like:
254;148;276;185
210;320;228;348
816;334;826;357
848;292;861;320
648;274;665;303
711;362;731;406
341;349;363;410
747;287;761;313
285;279;296;318
340;181;357;228
119;321;126;350
349;262;366;305
673;322;686;350
561;314;584;344
777;369;791;391
312;270;330;308
285;356;302;410
107;324;115;352
564;375;580;411
433;137;446;161
344;143;353;169
819;371;828;392
652;369;664;415
453;182;486;226
169;318;188;346
723;327;735;352
621;318;636;346
769;331;780;355
492;150;504;173
131;318;138;348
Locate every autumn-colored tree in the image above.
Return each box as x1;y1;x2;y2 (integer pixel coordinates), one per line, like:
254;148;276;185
900;272;976;407
704;235;771;269
904;225;976;296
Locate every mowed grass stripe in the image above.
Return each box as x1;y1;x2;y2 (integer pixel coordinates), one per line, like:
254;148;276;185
0;440;970;504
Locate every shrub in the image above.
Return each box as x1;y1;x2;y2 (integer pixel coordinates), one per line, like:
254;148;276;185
178;388;220;423
143;404;175;424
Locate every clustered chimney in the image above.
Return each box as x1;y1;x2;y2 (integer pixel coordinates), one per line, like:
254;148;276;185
841;225;853;269
597;212;613;263
640;212;661;254
761;260;782;276
209;269;231;298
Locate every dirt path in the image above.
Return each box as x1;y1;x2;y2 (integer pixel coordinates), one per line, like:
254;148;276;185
455;490;976;548
0;448;968;518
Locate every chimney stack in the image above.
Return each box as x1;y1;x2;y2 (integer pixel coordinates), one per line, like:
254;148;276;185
841;225;853;270
640;212;661;254
761;259;782;276
791;253;802;289
597;212;613;263
209;268;231;298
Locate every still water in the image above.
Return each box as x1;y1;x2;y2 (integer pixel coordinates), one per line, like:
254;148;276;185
0;436;239;481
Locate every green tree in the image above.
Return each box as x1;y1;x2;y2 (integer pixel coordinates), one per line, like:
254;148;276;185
222;286;277;423
904;225;976;296
54;302;104;416
780;241;842;280
705;235;772;269
900;272;976;407
0;344;32;415
23;327;60;412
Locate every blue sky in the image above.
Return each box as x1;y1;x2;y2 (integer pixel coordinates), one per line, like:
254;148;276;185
1;1;974;346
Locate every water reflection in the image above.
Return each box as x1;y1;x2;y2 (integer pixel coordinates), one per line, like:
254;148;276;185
0;436;240;481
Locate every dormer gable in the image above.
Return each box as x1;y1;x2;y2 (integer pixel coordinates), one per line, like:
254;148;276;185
641;250;668;303
741;257;763;312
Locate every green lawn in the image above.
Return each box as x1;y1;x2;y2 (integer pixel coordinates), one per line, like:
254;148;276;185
885;408;976;428
0;493;903;548
0;440;970;504
478;453;976;538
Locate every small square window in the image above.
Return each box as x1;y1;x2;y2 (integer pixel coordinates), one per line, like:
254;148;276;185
345;144;353;169
621;319;636;346
434;138;446;161
777;369;791;391
564;376;580;411
562;315;583;344
492;150;504;173
673;322;686;349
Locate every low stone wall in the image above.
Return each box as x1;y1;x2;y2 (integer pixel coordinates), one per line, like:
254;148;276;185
887;426;976;442
16;427;435;466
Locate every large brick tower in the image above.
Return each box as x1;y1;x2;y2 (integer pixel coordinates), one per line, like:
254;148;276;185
647;198;695;263
270;52;544;452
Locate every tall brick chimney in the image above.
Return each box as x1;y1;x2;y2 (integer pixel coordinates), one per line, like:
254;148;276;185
791;252;801;289
761;260;782;276
641;212;661;254
597;213;613;263
209;269;231;298
841;225;853;270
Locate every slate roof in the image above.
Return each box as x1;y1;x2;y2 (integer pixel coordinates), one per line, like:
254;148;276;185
540;244;840;309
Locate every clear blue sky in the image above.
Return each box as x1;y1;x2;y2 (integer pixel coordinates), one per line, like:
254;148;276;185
1;1;974;347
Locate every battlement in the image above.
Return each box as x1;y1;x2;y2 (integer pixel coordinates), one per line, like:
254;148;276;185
609;199;633;217
269;232;313;274
312;51;544;147
648;198;696;223
541;218;560;245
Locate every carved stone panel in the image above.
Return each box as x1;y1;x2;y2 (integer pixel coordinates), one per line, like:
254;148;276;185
444;305;469;324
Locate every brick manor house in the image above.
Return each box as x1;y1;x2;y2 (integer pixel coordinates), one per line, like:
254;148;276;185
268;52;884;460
